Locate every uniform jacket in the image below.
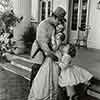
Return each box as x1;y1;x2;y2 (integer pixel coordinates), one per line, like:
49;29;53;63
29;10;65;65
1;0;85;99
31;18;56;64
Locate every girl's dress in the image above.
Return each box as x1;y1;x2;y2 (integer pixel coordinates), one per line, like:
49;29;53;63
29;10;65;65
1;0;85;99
59;53;93;87
28;50;62;100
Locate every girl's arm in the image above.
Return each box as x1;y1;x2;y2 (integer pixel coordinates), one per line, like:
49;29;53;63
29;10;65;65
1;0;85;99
59;62;66;70
59;54;71;70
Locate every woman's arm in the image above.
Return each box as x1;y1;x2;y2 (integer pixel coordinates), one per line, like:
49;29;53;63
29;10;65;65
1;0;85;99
37;24;58;61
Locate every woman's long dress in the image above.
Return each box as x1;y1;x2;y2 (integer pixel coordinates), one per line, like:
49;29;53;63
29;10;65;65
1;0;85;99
28;54;60;100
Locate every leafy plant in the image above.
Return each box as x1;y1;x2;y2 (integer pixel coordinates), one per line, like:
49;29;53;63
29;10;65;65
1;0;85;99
0;10;23;55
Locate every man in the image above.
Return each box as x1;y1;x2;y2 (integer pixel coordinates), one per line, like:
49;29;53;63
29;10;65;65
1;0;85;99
30;7;66;87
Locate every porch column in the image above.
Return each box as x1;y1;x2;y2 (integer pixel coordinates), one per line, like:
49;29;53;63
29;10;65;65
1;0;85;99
11;0;32;54
31;0;40;22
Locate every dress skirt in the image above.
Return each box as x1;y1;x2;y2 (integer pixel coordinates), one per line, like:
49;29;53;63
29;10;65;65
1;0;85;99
59;65;93;87
28;57;59;100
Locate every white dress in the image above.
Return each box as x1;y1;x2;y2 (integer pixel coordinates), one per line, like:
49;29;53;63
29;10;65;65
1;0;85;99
28;50;62;100
59;54;93;87
28;57;59;100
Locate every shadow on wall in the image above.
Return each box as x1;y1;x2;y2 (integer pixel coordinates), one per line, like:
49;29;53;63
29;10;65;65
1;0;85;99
23;22;37;50
13;22;38;55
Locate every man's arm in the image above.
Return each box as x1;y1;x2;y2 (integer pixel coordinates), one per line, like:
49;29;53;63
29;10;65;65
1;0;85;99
37;23;58;61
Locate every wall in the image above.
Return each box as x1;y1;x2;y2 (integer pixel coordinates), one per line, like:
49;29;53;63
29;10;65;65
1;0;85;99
12;0;32;40
31;0;39;22
88;0;100;49
11;0;100;49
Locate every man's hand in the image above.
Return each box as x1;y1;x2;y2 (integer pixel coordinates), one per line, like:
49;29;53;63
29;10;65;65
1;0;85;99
46;52;58;61
50;54;58;61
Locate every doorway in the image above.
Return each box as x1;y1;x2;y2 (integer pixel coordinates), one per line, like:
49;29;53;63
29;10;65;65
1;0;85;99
68;0;90;44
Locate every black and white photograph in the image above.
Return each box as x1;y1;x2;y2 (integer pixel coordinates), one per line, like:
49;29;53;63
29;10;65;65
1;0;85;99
0;0;100;100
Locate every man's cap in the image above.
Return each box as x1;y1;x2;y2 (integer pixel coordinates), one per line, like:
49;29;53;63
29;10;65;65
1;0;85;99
53;7;66;21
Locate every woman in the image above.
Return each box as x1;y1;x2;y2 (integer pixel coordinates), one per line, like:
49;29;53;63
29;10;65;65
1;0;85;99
28;24;65;100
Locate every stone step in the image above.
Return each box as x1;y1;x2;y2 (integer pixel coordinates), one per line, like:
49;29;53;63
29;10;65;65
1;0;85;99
87;78;100;99
5;52;33;72
87;86;100;99
5;53;33;63
11;59;33;72
0;63;31;81
88;85;100;94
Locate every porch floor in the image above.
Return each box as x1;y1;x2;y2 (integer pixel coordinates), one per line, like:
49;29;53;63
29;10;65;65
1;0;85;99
0;48;100;100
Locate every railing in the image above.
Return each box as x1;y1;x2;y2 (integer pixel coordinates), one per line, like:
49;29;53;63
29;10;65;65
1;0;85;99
76;25;91;48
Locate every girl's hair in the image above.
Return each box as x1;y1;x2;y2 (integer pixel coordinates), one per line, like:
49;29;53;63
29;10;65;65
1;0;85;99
68;44;76;58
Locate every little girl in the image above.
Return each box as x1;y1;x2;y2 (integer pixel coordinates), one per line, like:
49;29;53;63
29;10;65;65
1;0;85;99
58;44;93;100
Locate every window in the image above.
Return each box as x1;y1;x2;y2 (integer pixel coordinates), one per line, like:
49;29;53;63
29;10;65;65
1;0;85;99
71;0;79;30
48;1;51;17
41;1;46;20
71;0;89;31
40;0;52;21
80;0;88;29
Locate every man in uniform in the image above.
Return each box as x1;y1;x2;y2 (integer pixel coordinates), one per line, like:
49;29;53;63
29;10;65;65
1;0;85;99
30;7;66;87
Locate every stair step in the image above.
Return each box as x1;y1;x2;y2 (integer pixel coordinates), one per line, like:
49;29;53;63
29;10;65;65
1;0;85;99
88;85;100;94
13;55;33;63
5;53;33;63
87;89;100;99
11;59;33;72
0;63;31;80
87;85;100;99
5;53;33;72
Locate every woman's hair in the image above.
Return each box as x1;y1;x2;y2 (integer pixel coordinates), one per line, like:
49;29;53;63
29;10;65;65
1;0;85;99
57;32;65;42
51;13;58;19
60;33;65;41
68;44;76;58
